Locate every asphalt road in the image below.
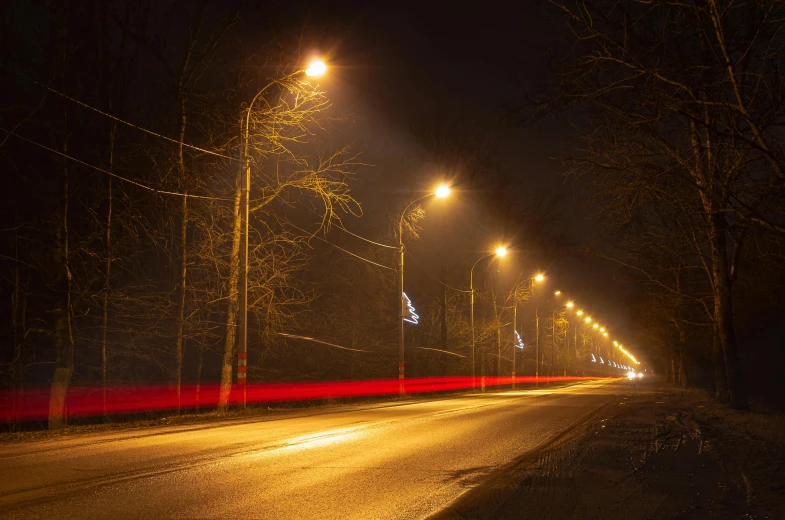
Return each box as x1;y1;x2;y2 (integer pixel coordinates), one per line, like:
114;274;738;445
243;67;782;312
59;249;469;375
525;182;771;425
0;380;625;519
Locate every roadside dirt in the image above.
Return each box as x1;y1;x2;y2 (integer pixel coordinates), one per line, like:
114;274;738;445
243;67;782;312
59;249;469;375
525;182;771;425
432;382;785;519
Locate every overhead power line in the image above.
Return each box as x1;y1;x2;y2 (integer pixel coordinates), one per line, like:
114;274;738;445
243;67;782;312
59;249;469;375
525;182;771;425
288;221;395;270
406;251;472;293
331;224;398;249
276;332;369;352
1;127;232;201
3;66;237;162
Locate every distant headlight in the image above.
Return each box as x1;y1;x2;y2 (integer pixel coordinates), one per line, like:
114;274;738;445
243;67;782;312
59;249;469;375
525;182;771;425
627;371;636;379
638;373;643;378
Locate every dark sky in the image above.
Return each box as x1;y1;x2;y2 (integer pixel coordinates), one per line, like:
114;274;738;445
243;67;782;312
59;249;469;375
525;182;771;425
264;0;640;357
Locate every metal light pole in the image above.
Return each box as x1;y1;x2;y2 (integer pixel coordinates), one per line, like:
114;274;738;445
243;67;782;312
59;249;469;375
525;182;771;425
512;303;517;387
397;186;450;394
535;304;539;381
237;61;327;408
469;247;507;389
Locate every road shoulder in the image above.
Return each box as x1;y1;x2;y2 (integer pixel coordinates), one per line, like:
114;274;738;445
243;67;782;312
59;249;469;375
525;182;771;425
430;382;785;520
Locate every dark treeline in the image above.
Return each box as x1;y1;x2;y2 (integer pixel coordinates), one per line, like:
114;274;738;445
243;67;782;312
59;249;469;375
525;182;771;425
528;0;785;409
0;1;579;431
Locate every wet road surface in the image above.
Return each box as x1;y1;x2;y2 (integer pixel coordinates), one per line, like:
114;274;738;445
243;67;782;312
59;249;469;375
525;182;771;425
1;380;624;519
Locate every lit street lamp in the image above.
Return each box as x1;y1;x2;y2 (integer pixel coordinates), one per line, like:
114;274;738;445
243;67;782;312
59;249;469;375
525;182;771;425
509;273;545;387
238;60;327;408
397;184;450;394
469;246;507;388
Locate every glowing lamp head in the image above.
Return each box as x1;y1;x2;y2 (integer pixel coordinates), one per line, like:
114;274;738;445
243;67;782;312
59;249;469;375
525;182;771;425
577;310;583;316
305;60;327;77
600;327;605;333
603;332;608;337
535;274;545;282
554;290;561;295
435;185;450;198
593;323;599;329
566;301;574;308
495;246;508;257
585;317;591;323
613;341;618;346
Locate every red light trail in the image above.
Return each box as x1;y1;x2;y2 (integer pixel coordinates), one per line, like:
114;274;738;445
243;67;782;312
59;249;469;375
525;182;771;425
1;376;607;422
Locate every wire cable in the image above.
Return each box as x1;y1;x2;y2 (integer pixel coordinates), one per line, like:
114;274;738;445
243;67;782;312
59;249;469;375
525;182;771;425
406;251;472;293
276;332;369;352
288;221;395;271
331;223;398;249
416;347;466;358
3;66;237;162
1;127;232;201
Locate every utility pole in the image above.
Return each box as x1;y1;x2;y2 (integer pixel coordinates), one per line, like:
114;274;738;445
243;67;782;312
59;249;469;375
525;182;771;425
551;311;556;377
535;304;539;381
512;303;517;388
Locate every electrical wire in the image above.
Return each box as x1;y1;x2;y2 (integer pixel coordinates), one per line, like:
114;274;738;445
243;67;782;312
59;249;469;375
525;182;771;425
416;346;466;358
331;223;398;249
288;221;395;271
1;127;232;201
3;66;237;162
276;332;369;352
406;251;472;293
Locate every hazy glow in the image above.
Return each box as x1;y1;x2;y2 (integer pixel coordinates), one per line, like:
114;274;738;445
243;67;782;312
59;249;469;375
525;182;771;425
577;310;583;316
593;323;599;329
305;60;327;77
638;372;644;378
603;332;608;337
585;317;591;323
495;246;508;257
600;327;605;333
435;185;450;198
628;371;636;380
554;290;561;295
566;301;574;308
535;274;545;282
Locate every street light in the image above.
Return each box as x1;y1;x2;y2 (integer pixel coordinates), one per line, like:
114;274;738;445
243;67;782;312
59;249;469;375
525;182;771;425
470;246;507;389
305;60;327;77
508;273;543;387
398;184;451;393
550;293;572;377
237;59;327;408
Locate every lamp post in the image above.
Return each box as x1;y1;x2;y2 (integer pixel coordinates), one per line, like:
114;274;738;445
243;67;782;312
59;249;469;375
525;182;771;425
509;274;544;387
237;60;327;408
550;292;573;377
398;184;450;394
469;246;507;389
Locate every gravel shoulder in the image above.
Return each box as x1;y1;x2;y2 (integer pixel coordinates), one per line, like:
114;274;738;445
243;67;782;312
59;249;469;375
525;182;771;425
431;379;785;520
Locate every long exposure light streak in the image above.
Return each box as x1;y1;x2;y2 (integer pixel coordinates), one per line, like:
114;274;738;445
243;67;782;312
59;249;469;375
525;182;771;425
1;375;609;422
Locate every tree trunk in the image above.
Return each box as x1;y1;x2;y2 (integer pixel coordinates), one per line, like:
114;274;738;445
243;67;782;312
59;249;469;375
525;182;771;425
173;193;187;413
101;123;115;421
49;130;74;430
218;179;243;410
440;264;448;376
195;329;206;412
709;211;748;409
493;296;501;377
172;100;188;414
712;323;727;400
